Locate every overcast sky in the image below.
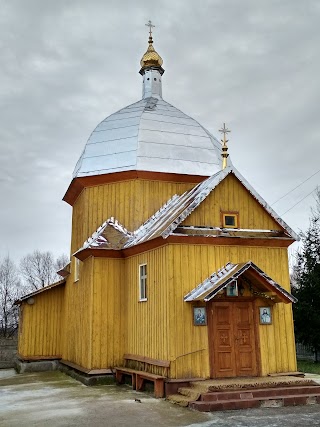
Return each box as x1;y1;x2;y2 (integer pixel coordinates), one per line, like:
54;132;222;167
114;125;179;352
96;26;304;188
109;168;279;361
0;0;319;264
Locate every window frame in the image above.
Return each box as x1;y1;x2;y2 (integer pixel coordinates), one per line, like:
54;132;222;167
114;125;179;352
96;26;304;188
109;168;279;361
139;263;147;302
74;257;80;282
221;211;239;229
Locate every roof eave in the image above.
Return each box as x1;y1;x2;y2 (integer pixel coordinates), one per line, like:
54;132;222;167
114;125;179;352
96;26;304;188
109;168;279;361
15;279;66;305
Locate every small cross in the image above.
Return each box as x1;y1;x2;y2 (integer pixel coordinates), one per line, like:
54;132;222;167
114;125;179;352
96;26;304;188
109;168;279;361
145;20;155;37
219;123;231;142
219;123;231;169
240;331;248;345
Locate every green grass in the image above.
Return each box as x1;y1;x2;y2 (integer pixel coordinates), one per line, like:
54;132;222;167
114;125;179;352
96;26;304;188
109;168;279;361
298;360;320;374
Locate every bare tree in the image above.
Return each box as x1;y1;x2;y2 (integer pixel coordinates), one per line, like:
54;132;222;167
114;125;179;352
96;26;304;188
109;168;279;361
0;256;22;337
55;253;70;273
20;250;69;291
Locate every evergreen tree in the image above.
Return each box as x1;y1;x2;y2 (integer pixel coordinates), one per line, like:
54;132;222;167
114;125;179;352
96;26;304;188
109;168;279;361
292;189;320;362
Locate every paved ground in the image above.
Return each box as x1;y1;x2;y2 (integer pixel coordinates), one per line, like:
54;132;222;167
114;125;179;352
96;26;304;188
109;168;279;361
1;369;320;427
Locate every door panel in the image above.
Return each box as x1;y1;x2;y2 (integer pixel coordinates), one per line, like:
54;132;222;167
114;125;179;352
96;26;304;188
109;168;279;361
208;301;258;378
234;302;257;376
209;302;236;377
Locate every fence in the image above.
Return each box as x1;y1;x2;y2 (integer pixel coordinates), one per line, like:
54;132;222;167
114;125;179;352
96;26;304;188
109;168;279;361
0;337;18;368
296;342;316;362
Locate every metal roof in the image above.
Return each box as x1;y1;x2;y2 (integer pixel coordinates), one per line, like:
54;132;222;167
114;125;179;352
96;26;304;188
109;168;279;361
129;165;299;243
183;261;297;303
75;166;298;256
73;97;224;178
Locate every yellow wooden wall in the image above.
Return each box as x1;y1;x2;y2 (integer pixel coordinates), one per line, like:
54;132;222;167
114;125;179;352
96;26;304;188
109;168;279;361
61;256;94;368
120;243;296;379
18;285;65;359
18;173;296;378
18;242;296;378
257;300;296;376
124;245;171;375
183;173;282;230
66;174;295;377
166;243;296;378
70;179;195;253
90;258;125;369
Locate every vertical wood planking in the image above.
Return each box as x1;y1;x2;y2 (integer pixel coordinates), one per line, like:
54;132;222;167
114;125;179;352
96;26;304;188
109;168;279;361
20;173;296;377
164;243;296;378
18;286;65;358
61;257;94;369
70;179;195;254
183;174;282;230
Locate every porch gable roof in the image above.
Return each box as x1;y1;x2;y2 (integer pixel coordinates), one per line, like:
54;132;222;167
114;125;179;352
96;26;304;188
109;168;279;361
183;261;297;304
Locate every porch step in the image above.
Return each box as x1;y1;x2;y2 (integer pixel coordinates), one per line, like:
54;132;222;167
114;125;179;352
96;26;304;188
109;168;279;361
166;377;319;409
200;385;320;401
177;386;201;401
189;385;320;412
190;393;320;412
166;393;191;407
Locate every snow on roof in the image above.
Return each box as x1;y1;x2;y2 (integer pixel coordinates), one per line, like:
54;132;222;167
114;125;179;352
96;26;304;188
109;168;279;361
77;217;132;253
184;261;297;303
75;166;298;255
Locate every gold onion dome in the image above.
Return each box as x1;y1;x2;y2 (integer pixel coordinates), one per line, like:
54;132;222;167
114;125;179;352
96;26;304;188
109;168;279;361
140;36;163;70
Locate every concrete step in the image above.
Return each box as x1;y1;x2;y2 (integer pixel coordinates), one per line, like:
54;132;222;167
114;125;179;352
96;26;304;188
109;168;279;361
190;398;260;412
200;385;320;402
190;393;320;412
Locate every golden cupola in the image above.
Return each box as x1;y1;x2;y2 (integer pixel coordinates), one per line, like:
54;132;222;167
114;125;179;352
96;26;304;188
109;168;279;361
140;35;164;73
139;21;164;76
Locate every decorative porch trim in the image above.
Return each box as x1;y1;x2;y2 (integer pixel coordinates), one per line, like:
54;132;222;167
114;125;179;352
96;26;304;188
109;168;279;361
184;261;297;304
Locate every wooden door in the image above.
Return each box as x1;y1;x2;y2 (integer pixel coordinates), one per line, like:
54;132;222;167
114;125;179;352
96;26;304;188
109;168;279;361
208;301;258;378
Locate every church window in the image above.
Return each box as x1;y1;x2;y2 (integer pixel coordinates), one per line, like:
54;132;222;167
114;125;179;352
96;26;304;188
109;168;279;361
222;212;239;228
74;257;80;282
139;263;147;301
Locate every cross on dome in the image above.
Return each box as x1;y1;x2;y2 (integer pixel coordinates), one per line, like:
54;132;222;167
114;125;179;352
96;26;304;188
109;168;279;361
219;123;231;142
140;19;164;74
145;20;155;37
219;123;231;169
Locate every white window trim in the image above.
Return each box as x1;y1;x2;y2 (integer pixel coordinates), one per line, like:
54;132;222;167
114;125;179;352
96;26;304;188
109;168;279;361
139;263;147;301
74;257;80;282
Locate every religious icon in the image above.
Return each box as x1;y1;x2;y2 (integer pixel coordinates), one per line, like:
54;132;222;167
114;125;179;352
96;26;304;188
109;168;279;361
193;307;207;326
259;307;272;324
226;281;238;297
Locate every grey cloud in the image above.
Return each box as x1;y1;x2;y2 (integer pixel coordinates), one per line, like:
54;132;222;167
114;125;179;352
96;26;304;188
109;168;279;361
0;0;319;261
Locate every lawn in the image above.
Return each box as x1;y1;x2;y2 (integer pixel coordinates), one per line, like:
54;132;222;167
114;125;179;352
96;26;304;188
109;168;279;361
298;360;320;374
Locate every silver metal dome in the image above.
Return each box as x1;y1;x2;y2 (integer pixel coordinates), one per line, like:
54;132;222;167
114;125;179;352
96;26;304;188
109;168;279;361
73;96;224;178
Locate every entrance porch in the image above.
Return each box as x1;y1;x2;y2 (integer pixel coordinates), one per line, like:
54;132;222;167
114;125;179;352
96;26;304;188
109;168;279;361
167;375;320;411
184;260;297;380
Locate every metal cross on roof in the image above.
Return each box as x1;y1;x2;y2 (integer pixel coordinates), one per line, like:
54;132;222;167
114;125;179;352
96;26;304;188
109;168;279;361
219;123;231;169
145;20;155;37
219;123;231;143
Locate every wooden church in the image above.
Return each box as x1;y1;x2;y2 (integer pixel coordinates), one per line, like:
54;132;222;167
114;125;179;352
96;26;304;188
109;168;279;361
17;28;298;391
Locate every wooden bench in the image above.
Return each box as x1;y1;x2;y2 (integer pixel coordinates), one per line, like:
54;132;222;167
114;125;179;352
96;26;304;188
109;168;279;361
115;354;170;398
